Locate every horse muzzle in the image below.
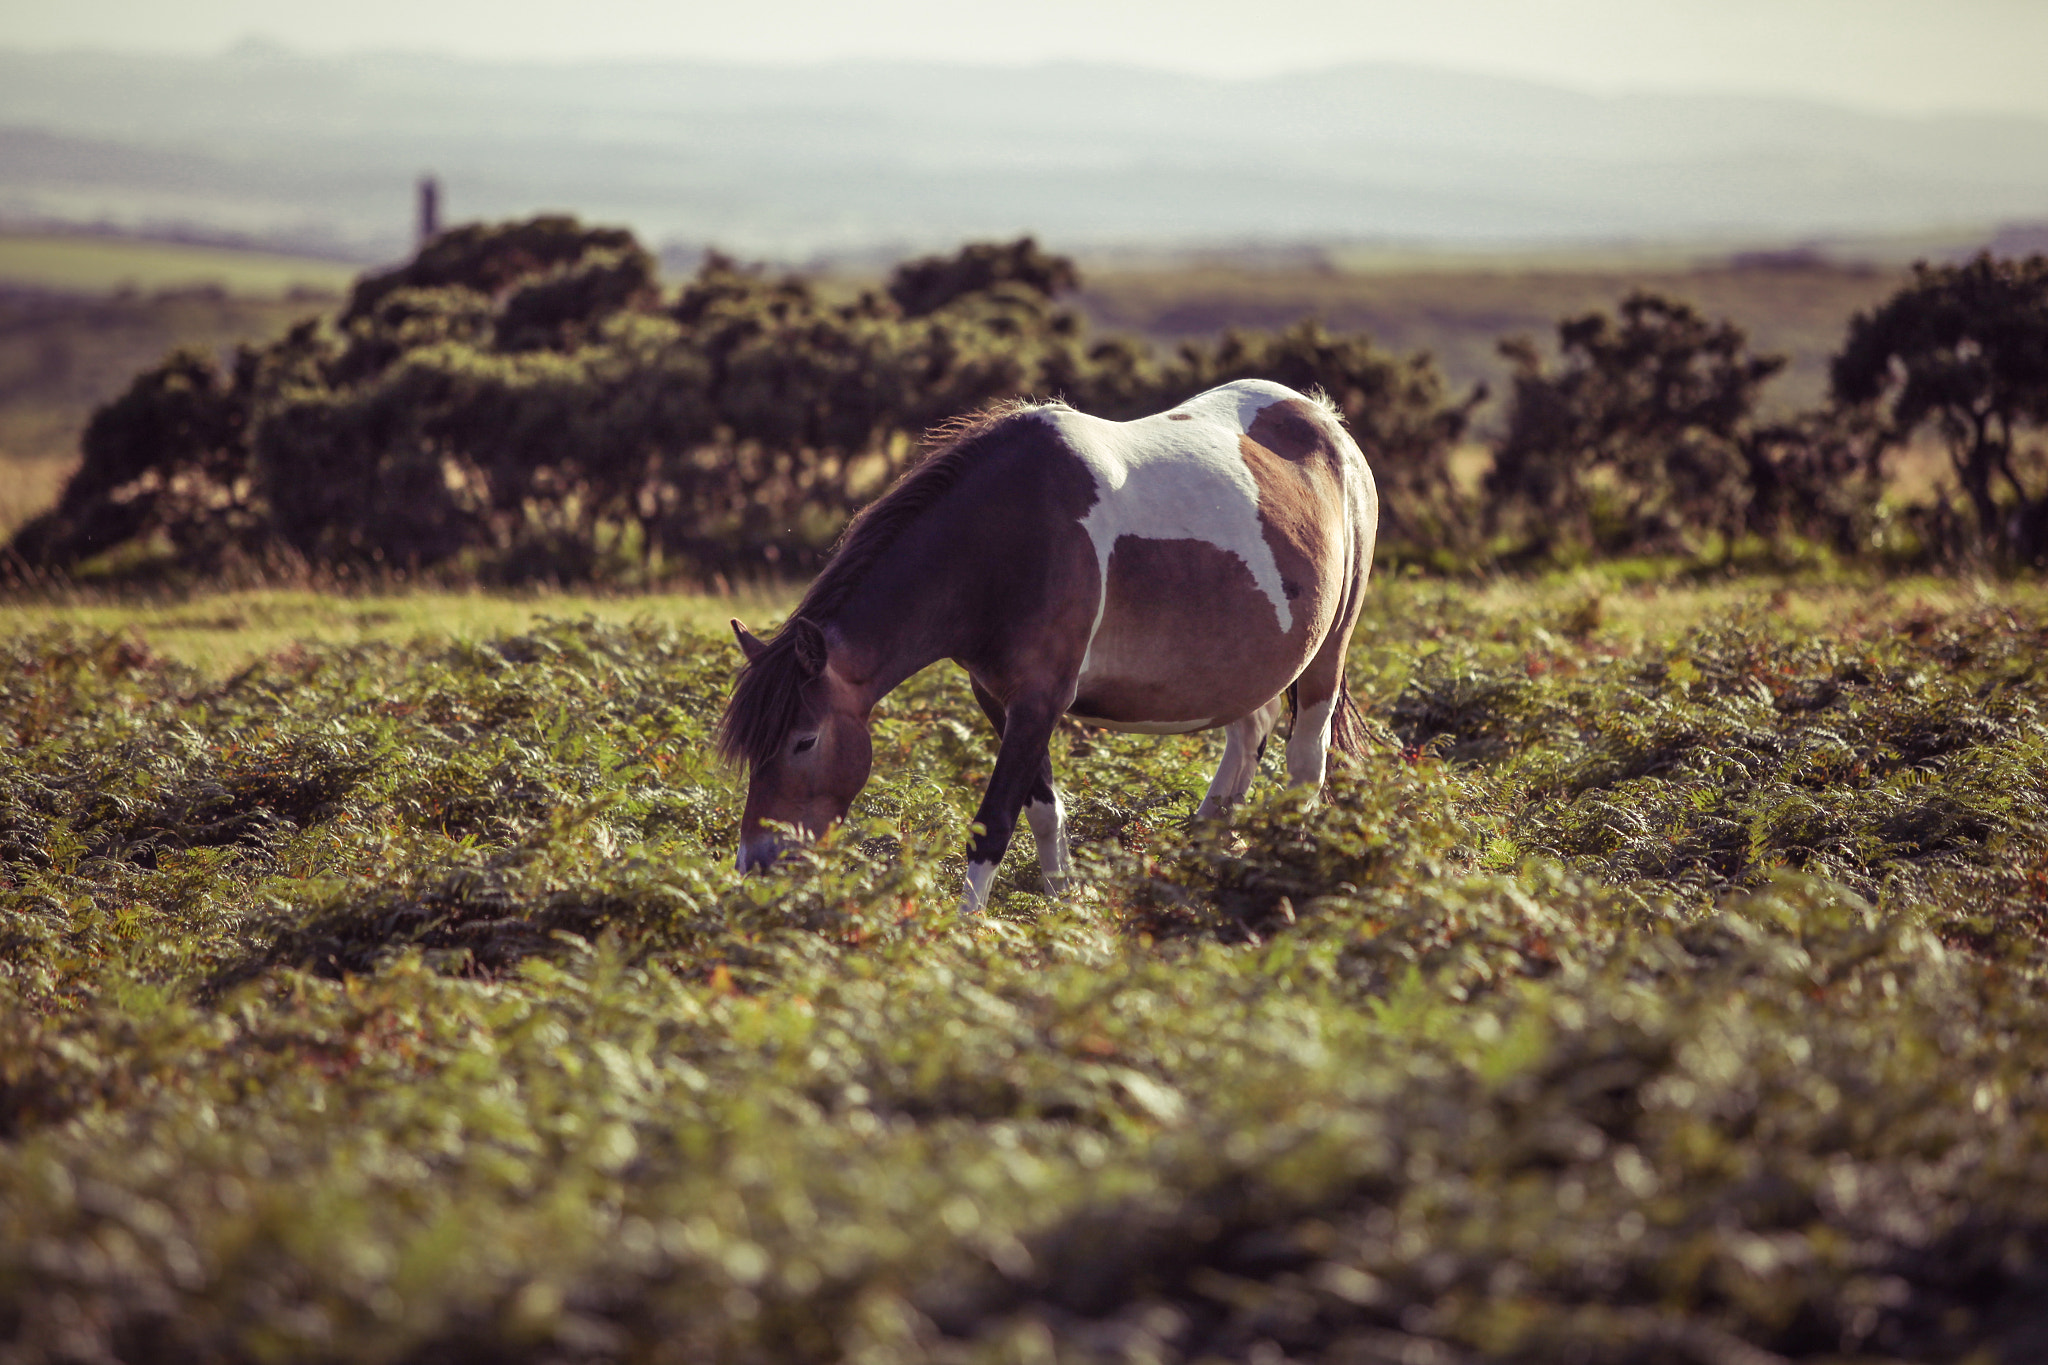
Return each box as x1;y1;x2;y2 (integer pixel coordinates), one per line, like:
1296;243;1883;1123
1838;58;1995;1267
736;831;787;873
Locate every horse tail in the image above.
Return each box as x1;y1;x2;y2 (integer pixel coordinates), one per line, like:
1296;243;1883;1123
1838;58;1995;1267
1328;673;1370;765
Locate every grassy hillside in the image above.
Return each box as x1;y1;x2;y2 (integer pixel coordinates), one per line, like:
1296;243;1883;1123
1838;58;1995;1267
1076;256;1911;418
0;231;359;298
3;574;2047;1361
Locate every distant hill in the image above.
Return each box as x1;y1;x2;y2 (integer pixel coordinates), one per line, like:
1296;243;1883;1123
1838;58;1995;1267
2;45;2047;259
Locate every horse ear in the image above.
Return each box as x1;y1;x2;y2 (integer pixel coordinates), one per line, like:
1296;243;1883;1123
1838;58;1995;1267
731;618;767;663
789;618;828;678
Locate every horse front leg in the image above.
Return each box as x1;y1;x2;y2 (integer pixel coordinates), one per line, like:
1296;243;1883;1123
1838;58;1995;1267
969;676;1072;896
960;694;1065;915
1023;769;1073;893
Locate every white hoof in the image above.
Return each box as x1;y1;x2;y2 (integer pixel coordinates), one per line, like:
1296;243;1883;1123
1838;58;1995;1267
960;860;997;915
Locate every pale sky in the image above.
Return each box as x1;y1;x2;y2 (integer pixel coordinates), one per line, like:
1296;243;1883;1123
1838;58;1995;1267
7;0;2048;118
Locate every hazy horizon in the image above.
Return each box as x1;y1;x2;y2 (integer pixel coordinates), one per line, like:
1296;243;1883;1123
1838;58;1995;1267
7;0;2048;120
4;34;2046;261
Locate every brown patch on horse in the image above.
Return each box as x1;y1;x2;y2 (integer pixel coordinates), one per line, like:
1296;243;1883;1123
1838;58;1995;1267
1238;428;1345;639
1245;397;1334;462
1073;536;1308;725
1244;398;1372;765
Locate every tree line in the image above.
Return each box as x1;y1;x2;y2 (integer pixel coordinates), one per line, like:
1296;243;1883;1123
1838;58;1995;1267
9;216;2048;584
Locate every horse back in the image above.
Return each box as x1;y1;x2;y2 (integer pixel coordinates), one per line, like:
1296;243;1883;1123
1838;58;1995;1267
1033;381;1374;730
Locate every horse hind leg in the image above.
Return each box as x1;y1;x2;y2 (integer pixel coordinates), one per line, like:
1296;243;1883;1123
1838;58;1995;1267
1195;696;1286;819
1287;678;1341;791
1287;579;1368;794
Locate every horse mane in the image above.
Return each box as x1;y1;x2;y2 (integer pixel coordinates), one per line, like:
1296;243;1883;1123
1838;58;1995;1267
1301;385;1343;421
717;398;1054;767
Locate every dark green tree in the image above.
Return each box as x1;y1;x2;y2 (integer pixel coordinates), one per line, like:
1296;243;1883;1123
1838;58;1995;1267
7;219;1480;583
1831;253;2048;566
886;236;1079;318
7;346;257;572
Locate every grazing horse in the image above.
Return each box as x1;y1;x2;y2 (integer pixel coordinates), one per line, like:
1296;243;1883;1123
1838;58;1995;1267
719;378;1379;913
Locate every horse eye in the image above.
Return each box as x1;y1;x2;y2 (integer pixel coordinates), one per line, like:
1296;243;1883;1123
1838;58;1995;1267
792;735;818;754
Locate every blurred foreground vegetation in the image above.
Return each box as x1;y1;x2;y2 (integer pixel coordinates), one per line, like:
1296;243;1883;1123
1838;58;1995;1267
4;577;2048;1361
10;217;2048;587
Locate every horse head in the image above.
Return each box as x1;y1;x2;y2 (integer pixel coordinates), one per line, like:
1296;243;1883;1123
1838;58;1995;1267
724;617;874;872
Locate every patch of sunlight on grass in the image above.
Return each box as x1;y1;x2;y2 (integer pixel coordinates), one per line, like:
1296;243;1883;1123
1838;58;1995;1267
1431;574;2048;649
0;585;803;678
0;232;356;297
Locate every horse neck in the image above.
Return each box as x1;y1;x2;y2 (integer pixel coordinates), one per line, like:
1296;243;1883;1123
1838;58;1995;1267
823;555;977;708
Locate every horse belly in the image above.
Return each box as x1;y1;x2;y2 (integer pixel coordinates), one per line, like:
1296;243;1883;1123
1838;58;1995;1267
1069;535;1329;731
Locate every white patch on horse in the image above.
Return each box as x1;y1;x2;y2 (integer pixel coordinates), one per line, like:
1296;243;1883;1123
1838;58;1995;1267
1287;695;1337;788
961;859;998;915
1044;379;1299;682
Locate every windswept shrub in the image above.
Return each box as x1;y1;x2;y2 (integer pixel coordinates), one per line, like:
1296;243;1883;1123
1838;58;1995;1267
8;221;1479;583
6;346;260;572
1832;252;2048;567
1489;292;1802;561
342;215;654;323
886;235;1080;318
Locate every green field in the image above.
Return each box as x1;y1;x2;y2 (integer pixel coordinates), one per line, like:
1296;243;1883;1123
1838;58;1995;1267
0;586;799;680
0;231;359;298
5;574;2047;1361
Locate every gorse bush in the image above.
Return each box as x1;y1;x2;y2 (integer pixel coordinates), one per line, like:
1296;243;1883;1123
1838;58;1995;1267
4;581;2048;1361
13;219;2048;582
5;222;1479;584
1833;253;2048;568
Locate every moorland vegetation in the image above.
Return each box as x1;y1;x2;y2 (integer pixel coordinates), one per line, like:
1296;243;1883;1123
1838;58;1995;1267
3;579;2048;1361
7;219;2048;1362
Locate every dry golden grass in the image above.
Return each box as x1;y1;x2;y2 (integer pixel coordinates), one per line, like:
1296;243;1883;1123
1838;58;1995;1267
0;452;75;542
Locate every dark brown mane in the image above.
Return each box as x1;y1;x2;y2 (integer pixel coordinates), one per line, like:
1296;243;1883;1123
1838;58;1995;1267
717;399;1051;767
